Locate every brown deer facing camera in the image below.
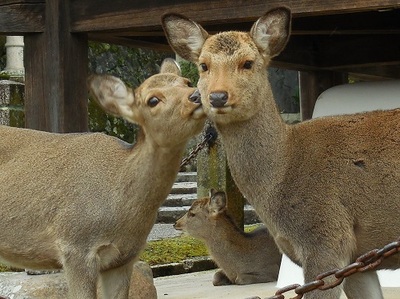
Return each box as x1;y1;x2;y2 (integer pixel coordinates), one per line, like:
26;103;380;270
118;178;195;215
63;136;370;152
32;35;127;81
163;7;400;299
174;189;281;286
0;58;205;299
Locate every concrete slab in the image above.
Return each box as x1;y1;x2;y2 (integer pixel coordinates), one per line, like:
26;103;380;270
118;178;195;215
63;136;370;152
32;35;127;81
154;269;400;299
147;223;183;241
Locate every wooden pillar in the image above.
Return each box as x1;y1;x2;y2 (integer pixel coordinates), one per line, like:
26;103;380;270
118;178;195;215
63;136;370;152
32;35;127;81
24;0;88;132
299;70;348;121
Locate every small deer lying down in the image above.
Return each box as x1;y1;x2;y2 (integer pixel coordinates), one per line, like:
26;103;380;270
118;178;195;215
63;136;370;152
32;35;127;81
174;189;281;286
163;7;400;299
0;58;205;299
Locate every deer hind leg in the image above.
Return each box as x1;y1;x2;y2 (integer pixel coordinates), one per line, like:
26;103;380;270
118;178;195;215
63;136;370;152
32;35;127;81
235;273;268;285
213;269;233;286
100;260;134;299
343;270;383;299
62;252;99;299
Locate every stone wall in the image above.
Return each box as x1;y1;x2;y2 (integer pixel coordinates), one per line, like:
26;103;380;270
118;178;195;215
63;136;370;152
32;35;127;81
0;80;24;127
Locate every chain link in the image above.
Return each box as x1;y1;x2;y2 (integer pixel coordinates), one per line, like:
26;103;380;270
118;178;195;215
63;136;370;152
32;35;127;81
179;125;218;170
265;236;400;299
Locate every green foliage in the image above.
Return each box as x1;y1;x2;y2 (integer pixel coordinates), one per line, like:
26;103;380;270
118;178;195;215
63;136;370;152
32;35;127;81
140;235;208;266
0;264;23;272
139;224;261;266
244;224;260;233
179;60;199;86
88;42;172;143
88;96;138;143
89;42;171;85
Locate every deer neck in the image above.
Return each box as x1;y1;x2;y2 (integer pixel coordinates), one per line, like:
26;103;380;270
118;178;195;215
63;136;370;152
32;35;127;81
215;87;289;208
207;215;246;246
118;135;185;215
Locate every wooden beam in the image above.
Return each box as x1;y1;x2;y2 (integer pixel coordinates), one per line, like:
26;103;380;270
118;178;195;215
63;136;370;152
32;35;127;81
70;0;400;33
293;9;400;35
272;33;400;74
24;0;88;133
88;33;172;52
350;64;400;80
316;34;400;69
0;1;45;34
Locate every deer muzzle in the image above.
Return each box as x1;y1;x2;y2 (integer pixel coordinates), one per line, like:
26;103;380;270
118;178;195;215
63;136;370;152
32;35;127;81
209;91;228;108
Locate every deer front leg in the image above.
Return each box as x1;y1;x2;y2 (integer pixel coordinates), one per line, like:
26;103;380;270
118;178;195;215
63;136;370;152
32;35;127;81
100;260;135;299
302;255;346;299
343;270;384;299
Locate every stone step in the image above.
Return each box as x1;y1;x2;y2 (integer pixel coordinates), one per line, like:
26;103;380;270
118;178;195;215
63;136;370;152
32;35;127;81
156;205;260;224
175;172;197;182
169;182;197;194
164;193;198;207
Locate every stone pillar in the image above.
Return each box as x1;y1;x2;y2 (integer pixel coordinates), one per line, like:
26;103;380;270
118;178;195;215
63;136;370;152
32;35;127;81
0;80;25;127
3;36;25;81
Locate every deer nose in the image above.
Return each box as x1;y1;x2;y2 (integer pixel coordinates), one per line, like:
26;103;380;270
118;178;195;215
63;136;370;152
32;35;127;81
209;92;228;108
189;89;201;104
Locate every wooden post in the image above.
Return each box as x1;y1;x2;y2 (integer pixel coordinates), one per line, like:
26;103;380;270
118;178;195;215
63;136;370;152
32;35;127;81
24;0;88;133
299;71;348;121
197;123;245;228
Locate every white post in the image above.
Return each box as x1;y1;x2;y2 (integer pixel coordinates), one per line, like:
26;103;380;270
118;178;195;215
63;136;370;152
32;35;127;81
2;36;25;81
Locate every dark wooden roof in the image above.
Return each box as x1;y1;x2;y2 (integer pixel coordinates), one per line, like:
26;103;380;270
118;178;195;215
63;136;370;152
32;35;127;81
2;0;399;79
1;1;399;132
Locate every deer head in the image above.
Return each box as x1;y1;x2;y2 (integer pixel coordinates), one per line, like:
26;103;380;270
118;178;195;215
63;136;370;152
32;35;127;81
162;8;291;125
88;58;205;148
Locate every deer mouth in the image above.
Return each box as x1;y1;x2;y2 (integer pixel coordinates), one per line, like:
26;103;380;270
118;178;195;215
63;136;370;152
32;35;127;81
210;105;233;114
191;103;205;119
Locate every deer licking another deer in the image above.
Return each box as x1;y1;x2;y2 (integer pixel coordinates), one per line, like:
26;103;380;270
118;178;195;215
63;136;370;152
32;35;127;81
0;58;206;299
174;189;281;286
163;7;400;299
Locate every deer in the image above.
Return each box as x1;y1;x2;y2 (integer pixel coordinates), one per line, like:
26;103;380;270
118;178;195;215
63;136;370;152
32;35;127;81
174;189;281;286
0;58;206;299
162;7;400;299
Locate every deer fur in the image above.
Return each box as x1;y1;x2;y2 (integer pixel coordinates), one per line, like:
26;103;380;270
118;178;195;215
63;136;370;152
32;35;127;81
174;189;281;286
162;8;400;299
0;58;205;299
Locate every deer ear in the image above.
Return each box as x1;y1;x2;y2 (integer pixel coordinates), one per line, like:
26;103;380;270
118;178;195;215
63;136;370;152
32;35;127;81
209;188;217;197
209;191;227;216
159;58;181;75
250;7;291;58
162;13;209;62
88;74;137;123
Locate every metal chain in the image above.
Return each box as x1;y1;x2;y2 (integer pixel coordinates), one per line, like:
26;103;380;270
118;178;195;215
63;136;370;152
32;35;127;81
263;236;400;299
179;125;218;170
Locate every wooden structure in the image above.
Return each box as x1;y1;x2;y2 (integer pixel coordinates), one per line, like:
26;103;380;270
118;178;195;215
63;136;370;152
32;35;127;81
1;1;399;132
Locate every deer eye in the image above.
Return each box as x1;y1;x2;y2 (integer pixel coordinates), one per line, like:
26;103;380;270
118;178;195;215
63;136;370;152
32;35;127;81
199;63;208;72
188;211;195;217
243;60;254;69
147;97;160;107
187;81;193;87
